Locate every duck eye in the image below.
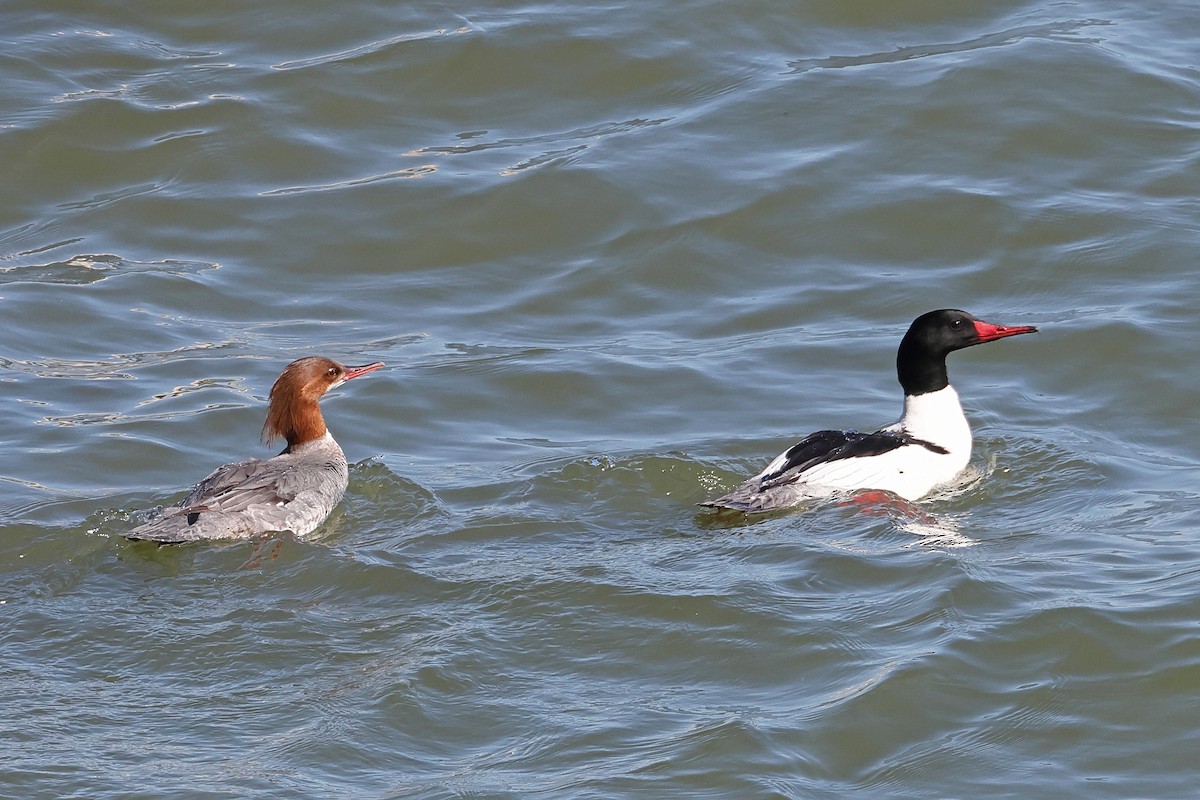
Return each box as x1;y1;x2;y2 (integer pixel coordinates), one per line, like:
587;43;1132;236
327;367;338;376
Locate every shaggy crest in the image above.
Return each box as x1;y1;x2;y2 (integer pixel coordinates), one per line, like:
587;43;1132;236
261;357;342;448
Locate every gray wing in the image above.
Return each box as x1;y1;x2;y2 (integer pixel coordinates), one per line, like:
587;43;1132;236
181;458;300;513
127;458;310;543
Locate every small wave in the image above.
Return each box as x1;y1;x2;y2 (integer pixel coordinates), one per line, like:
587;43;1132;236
0;339;238;380
260;165;438;196
407;118;669;158
272;27;473;71
405;117;670;176
0;254;218;287
787;19;1113;75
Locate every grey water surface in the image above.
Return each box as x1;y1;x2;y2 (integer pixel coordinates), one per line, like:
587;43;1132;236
3;0;1200;797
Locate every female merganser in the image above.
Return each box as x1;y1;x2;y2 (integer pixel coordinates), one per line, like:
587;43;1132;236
127;356;383;543
702;309;1037;513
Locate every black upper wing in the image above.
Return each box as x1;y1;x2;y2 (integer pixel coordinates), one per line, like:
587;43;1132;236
757;428;948;489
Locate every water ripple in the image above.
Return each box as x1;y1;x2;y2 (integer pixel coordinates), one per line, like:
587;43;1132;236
787;18;1113;74
273;27;474;71
0;253;217;286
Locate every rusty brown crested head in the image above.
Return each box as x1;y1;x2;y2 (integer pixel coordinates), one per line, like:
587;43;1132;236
261;356;384;449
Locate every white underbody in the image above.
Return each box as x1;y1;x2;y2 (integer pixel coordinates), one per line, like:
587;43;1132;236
730;385;973;508
779;385;967;500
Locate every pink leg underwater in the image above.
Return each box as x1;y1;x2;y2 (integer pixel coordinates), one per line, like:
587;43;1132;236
840;490;934;523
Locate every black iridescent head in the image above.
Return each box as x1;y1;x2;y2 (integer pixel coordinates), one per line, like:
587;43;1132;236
896;309;1037;395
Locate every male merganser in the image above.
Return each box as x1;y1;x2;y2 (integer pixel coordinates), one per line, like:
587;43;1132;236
702;309;1037;513
126;356;383;543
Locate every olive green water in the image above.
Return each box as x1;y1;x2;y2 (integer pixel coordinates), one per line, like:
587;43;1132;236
3;1;1200;797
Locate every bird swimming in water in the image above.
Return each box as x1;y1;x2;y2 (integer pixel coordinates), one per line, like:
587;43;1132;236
127;356;383;543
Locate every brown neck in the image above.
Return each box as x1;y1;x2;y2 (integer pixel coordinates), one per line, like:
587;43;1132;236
262;393;327;450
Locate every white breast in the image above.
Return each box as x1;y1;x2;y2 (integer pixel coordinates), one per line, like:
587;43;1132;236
801;385;973;501
887;385;972;455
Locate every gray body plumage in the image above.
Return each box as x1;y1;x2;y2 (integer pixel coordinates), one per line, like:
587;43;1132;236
127;432;349;543
125;356;382;543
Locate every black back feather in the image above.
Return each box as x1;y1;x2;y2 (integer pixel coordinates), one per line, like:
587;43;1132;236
758;428;948;489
